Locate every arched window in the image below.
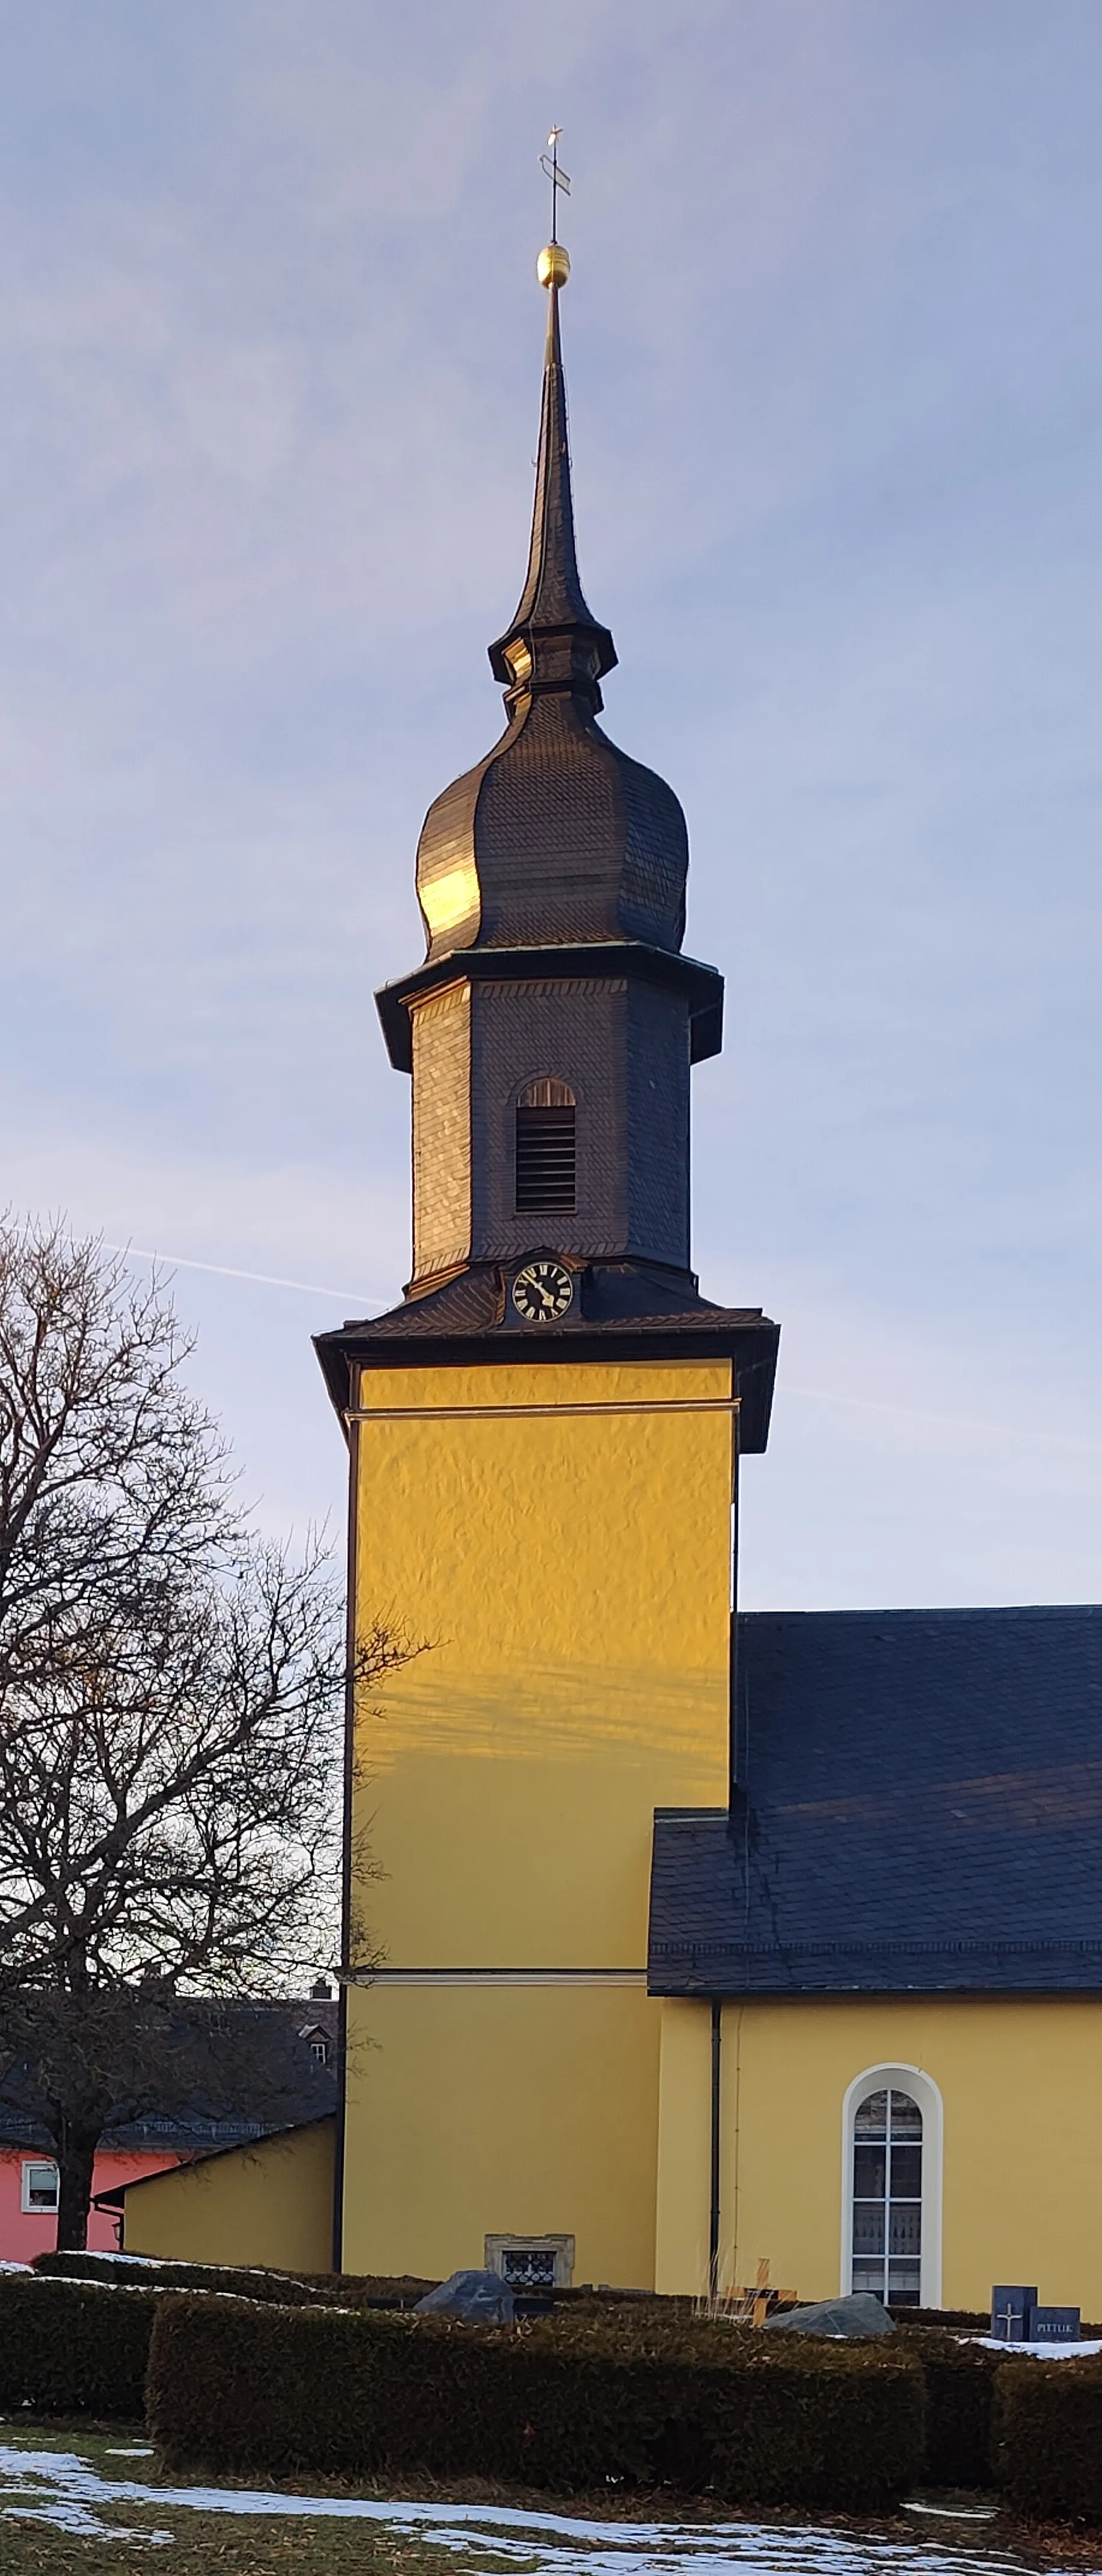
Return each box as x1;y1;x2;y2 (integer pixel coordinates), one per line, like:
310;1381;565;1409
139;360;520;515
841;2063;943;2309
515;1079;576;1215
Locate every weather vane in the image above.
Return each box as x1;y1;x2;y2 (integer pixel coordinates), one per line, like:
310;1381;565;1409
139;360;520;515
540;127;571;246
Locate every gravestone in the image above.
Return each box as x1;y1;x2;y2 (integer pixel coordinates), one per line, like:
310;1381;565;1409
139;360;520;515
1027;2304;1080;2341
990;2285;1037;2342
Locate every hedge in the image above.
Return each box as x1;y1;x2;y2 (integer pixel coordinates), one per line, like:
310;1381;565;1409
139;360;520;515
993;2355;1102;2523
147;2294;925;2509
895;2327;1006;2488
890;2306;989;2331
32;2250;435;2309
0;2269;156;2418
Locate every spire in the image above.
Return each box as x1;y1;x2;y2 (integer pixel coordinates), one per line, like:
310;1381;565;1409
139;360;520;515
488;242;616;707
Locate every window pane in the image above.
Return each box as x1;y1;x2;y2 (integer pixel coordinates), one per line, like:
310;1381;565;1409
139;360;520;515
891;2144;922;2198
25;2162;58;2210
854;2090;888;2138
853;2258;887;2294
853;2143;886;2197
888;2261;921;2303
889;2089;922;2140
852;2203;886;2256
888;2201;922;2256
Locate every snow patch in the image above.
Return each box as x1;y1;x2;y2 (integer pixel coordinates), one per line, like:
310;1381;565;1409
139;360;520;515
971;2336;1102;2358
0;2443;1083;2571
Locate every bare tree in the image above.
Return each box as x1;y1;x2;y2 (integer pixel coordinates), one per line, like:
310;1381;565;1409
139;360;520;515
0;1215;411;2248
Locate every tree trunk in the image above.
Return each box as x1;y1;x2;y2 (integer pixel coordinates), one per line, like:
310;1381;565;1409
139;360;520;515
55;2126;99;2252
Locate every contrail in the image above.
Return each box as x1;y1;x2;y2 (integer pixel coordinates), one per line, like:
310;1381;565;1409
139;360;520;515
103;1242;384;1308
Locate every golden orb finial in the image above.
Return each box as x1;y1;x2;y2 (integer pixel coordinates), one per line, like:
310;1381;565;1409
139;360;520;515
537;240;571;290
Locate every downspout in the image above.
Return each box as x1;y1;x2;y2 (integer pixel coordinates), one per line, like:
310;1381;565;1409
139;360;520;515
709;1997;722;2295
713;1373;736;2292
729;1399;741;1799
331;1378;361;2275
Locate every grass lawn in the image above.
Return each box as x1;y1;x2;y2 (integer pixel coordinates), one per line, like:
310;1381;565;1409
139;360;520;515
4;2420;1102;2576
0;2425;530;2576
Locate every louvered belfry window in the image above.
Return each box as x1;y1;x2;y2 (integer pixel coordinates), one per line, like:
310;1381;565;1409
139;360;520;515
515;1078;576;1214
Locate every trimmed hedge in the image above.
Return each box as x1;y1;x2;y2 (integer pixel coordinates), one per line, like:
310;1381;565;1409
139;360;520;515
994;2355;1102;2523
890;2306;989;2331
147;2294;925;2509
0;2269;155;2417
896;2328;1005;2488
32;2250;435;2309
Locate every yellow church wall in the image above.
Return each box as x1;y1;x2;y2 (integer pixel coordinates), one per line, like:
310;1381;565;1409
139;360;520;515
654;1999;714;2294
654;1995;1102;2313
352;1359;733;1967
120;2117;334;2274
343;1981;659;2286
344;1357;735;2284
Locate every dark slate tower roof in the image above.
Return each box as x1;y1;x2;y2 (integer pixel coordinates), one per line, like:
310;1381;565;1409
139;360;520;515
376;258;716;1048
409;278;690;968
488;273;617;686
317;226;777;1438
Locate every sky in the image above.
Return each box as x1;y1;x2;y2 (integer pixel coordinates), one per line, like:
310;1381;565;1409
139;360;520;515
0;0;1099;1611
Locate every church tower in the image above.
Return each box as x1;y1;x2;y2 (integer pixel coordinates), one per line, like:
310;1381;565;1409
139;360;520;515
376;236;722;1303
317;223;778;2293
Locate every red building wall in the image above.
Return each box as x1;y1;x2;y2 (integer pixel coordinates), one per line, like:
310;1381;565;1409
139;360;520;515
0;2147;180;2260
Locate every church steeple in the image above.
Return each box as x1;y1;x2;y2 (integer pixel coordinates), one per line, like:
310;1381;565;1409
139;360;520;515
488;252;616;710
375;223;725;1297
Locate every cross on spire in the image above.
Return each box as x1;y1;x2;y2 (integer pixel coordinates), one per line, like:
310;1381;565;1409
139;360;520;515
540;127;571;245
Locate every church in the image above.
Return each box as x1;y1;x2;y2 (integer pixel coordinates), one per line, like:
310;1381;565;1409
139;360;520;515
117;229;1102;2315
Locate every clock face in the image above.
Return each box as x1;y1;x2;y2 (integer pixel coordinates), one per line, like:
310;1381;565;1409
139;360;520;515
512;1259;574;1325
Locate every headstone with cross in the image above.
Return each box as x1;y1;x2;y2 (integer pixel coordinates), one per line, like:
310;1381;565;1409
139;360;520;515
991;2284;1038;2341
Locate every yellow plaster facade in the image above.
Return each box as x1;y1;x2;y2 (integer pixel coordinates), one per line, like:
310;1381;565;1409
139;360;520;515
120;2118;334;2273
343;1356;735;2284
657;1995;1102;2316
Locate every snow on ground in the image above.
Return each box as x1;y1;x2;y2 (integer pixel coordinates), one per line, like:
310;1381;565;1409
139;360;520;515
0;2442;1092;2570
970;2337;1102;2358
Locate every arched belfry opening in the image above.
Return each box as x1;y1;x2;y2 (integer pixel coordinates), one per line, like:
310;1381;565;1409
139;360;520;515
515;1079;576;1215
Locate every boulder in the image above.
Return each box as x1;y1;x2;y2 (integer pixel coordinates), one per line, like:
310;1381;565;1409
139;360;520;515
414;2268;515;2324
763;2292;895;2339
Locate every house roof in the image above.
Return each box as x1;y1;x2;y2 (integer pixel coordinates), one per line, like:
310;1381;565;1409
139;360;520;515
648;1605;1102;1996
0;1997;338;2156
93;2111;335;2209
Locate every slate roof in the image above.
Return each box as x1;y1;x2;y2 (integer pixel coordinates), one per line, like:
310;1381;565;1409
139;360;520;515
648;1606;1102;1995
0;1998;338;2156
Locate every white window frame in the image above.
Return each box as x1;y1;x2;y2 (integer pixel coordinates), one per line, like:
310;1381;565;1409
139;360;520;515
21;2158;59;2215
840;2062;943;2309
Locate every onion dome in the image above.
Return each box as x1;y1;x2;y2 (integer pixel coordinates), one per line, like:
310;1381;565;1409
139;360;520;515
414;257;690;965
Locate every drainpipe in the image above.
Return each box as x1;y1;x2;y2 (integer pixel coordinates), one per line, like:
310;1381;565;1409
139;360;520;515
709;1998;722;2295
331;1394;361;2276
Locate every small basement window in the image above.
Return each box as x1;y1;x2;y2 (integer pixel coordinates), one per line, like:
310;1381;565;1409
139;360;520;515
515;1080;576;1215
485;2231;575;2290
22;2160;59;2214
